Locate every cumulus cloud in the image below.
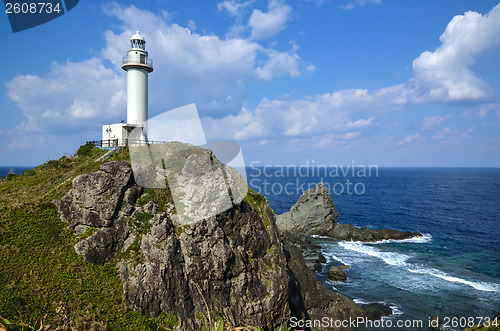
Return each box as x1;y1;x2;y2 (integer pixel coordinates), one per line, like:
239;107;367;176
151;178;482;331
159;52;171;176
6;58;125;132
103;3;309;117
411;4;500;103
248;0;292;40
202;88;388;141
6;3;310;135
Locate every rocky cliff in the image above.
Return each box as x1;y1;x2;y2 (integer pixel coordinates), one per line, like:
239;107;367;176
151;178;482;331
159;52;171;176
54;144;373;330
276;183;422;242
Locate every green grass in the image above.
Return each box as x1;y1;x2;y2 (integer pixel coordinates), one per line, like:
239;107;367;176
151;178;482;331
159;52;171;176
0;145;165;329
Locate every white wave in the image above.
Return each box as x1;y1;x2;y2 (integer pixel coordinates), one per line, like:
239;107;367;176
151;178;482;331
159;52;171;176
408;268;499;292
353;298;370;305
338;241;410;267
310;234;331;239
369;233;433;244
338;241;500;292
389;304;403;316
326;253;349;266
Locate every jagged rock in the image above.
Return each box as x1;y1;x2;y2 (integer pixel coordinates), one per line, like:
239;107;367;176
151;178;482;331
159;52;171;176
55;161;141;264
327;266;347;282
282;232;326;272
276;183;338;235
118;200;290;330
276;182;422;242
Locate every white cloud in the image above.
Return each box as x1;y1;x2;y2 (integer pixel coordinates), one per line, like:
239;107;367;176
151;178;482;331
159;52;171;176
102;3;307;116
422;115;448;130
396;133;424;146
202;89;388;141
217;0;254;17
248;0;292;40
6;58;125;132
7;3;310;135
345;117;374;129
342;0;382;10
411;4;500;103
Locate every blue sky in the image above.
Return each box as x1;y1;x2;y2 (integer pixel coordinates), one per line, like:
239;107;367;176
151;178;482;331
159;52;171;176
1;0;500;167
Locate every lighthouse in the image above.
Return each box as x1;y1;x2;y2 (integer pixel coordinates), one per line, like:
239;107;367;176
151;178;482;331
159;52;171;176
102;31;153;147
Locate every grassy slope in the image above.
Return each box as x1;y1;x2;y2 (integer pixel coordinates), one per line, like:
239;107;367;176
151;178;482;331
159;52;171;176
0;144;274;330
0;146;166;330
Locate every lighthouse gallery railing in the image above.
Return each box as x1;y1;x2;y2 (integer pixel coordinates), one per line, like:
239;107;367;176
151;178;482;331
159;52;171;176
122;55;153;68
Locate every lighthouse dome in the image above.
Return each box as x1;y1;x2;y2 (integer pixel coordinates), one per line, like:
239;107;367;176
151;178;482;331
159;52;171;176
131;31;145;42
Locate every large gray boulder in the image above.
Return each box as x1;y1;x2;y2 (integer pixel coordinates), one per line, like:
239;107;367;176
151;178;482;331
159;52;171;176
55;161;141;264
276;183;338;235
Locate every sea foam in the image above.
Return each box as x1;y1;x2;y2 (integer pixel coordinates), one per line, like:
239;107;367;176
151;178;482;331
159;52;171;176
338;241;499;292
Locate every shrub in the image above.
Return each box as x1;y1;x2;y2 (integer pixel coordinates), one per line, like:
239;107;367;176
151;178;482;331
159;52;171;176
76;143;94;157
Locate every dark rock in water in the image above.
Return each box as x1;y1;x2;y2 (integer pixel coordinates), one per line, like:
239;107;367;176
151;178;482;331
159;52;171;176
54;161;142;265
327;266;347;282
282;232;326;272
361;303;393;320
276;182;422;242
329;223;421;242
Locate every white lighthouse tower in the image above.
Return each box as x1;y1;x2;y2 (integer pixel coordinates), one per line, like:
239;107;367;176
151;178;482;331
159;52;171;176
102;31;153;147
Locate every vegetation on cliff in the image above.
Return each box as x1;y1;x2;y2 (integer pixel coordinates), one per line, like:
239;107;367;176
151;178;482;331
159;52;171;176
0;146;174;329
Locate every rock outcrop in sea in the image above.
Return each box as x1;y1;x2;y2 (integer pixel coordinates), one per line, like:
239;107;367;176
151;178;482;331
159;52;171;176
276;183;422;242
54;144;382;330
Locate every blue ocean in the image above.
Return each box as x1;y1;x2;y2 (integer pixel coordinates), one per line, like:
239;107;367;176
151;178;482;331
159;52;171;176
247;166;500;330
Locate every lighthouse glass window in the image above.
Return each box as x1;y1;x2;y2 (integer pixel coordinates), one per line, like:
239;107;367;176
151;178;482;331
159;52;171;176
131;40;145;50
